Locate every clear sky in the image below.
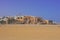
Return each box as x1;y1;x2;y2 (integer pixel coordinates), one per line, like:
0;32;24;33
0;0;60;22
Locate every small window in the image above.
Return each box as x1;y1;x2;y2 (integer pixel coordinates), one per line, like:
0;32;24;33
17;17;20;19
20;17;22;19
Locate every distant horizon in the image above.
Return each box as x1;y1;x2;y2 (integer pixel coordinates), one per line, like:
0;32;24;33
0;15;59;24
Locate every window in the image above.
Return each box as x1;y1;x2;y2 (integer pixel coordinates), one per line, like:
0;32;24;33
17;17;20;19
20;17;22;19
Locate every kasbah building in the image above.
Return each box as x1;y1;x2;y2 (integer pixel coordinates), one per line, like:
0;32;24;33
0;15;55;24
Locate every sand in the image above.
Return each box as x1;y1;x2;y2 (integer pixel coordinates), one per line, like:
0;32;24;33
0;24;60;40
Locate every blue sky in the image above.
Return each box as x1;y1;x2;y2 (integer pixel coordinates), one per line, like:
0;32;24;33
0;0;60;22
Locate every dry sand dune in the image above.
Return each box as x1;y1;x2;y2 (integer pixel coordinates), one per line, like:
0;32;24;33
0;24;60;40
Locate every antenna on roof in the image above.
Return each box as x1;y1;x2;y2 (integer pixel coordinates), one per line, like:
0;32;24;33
16;13;23;16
